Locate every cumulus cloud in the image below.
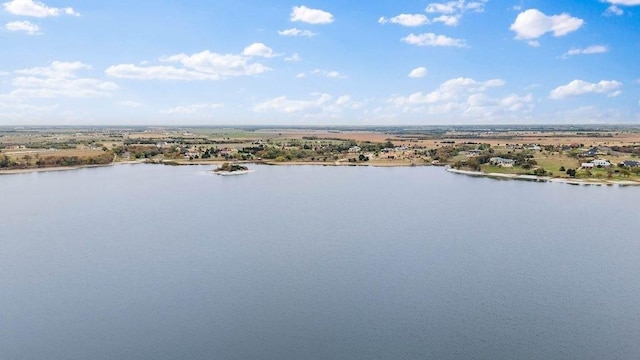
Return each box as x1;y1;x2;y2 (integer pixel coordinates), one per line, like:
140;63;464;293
605;0;640;5
433;14;460;26
253;93;364;114
402;33;467;47
8;61;116;98
311;69;346;78
549;80;622;99
390;77;505;106
5;20;40;34
378;14;429;27
408;67;428;78
510;9;583;43
284;53;301;62
604;5;624;15
2;0;79;17
387;77;532;119
161;103;223;114
106;47;272;80
603;1;640;15
290;5;334;24
424;0;487;26
387;78;533;120
242;43;277;58
278;28;316;37
561;45;608;58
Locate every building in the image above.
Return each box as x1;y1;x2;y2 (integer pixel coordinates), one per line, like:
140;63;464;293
466;150;483;156
591;159;611;167
579;148;599;157
489;157;515;167
348;146;361;153
581;163;594;169
621;160;640;168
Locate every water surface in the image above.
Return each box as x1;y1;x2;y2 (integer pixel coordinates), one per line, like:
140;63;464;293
1;164;639;360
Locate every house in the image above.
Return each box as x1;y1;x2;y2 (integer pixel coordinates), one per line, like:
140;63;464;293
591;159;611;167
526;144;542;151
621;160;640;168
579;147;599;157
466;149;483;157
219;148;233;156
581;163;594;169
348;146;361;153
489;157;515;167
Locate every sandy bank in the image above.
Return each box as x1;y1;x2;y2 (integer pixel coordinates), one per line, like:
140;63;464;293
446;167;640;186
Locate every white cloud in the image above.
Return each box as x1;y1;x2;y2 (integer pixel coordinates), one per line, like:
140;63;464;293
433;15;460;26
2;0;79;17
15;60;89;78
253;93;363;114
8;61;116;98
290;6;334;24
312;69;346;78
402;33;467;47
408;67;428;78
296;72;305;78
510;9;584;42
285;53;301;62
278;28;316;37
254;94;330;113
5;20;40;34
562;45;608;58
161;103;223;114
424;1;487;26
605;0;640;5
604;5;624;15
390;77;506;107
242;43;277;58
602;0;640;16
425;2;458;13
106;48;271;80
106;64;218;80
387;77;531;119
549;80;622;99
378;14;429;27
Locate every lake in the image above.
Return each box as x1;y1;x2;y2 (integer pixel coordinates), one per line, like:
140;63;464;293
1;164;639;360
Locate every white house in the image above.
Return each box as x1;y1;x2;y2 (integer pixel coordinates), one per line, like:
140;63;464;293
490;157;515;167
348;146;361;153
591;159;611;167
581;162;594;169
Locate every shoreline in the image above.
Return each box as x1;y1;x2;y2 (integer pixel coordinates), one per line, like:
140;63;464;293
0;160;145;175
445;167;640;186
2;160;639;186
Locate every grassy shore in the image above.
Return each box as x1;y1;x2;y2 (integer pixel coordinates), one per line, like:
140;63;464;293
2;125;640;184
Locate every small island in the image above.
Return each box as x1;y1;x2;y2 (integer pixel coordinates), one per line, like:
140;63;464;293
213;162;252;175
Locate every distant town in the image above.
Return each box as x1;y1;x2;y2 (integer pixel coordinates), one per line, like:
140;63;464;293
1;125;640;184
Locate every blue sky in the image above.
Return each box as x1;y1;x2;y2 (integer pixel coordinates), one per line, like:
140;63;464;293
1;0;639;125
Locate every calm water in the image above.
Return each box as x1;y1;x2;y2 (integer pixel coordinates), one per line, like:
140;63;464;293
1;164;640;360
